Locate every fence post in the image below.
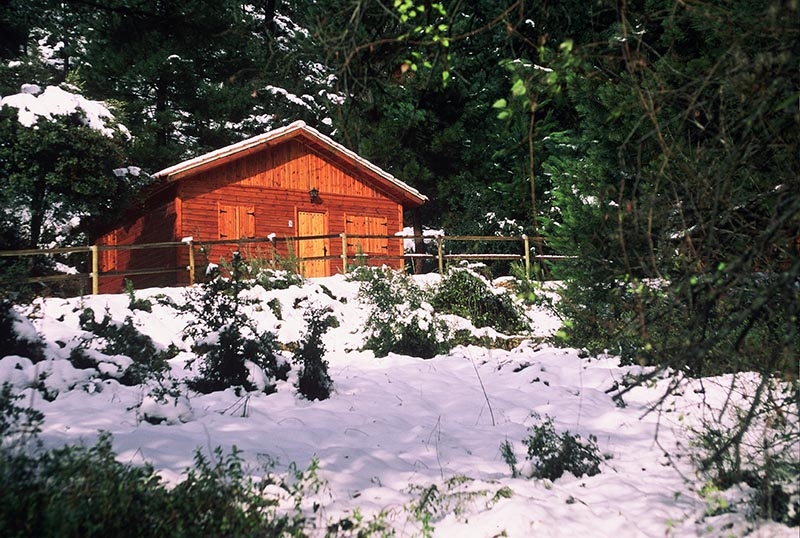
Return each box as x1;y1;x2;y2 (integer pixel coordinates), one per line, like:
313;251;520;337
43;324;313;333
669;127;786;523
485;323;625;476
437;235;444;274
523;234;530;276
340;232;348;274
90;245;99;295
188;240;196;285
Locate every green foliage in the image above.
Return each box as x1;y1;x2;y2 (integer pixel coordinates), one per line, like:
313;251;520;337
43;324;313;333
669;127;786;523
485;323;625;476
553;272;800;376
691;379;799;526
223;247;305;292
293;306;335;401
503;414;603;481
0;432;308;538
124;280;152;312
176;253;289;394
499;439;519;479
0;101;135;249
0;237;34;303
530;4;799;517
69;0;338;170
77;308;176;386
0;382;43;448
543;0;800;375
344;264;388;283
508;261;546;305
167;446;307;537
431;267;529;335
358;268;450;359
0;301;46;363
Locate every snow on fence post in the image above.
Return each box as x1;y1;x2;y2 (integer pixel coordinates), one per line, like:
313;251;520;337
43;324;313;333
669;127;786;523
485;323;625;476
186;238;195;286
90;245;99;295
340;232;348;274
523;234;531;275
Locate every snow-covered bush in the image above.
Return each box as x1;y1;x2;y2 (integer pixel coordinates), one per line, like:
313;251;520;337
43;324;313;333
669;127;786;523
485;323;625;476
76;308;176;385
358;268;450;359
344;264;386;283
503;414;603;481
0;302;45;364
176;254;289;394
431;267;530;334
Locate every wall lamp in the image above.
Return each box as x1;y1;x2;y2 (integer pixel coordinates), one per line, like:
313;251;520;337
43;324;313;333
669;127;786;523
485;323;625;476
309;187;320;203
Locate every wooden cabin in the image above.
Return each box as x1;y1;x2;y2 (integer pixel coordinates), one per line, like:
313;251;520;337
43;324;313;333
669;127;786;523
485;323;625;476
95;121;427;293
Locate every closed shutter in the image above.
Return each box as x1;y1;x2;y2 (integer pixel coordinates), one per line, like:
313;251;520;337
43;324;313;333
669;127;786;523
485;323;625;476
219;204;236;239
242;206;256;238
345;215;388;256
219;204;256;239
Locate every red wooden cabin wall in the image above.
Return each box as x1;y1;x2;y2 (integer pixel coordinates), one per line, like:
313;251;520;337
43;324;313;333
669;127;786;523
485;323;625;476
100;138;409;292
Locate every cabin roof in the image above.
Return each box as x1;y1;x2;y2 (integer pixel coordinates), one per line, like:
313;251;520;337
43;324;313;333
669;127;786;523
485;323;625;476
152;120;428;207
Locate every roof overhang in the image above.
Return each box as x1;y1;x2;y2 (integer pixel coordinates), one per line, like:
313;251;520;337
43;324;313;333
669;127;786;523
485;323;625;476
153;121;428;207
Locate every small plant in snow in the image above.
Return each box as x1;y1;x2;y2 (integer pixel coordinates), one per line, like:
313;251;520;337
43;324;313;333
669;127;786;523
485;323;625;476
124;279;152;312
503;414;604;480
293;305;335;401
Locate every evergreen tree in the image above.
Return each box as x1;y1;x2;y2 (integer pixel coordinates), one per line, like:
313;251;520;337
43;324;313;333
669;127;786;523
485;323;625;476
540;0;799;374
0;86;137;249
73;0;340;170
313;0;553;240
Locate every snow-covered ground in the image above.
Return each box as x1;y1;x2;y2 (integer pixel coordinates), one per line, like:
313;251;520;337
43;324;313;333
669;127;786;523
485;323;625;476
1;274;795;537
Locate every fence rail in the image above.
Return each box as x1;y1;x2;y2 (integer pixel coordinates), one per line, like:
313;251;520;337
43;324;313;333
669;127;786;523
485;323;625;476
1;233;563;295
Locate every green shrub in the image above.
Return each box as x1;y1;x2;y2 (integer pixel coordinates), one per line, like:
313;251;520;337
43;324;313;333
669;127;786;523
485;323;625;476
0;382;43;448
691;379;799;526
0;301;46;363
176;253;289;394
167;445;307;537
77;308;177;385
503;414;604;480
124;279;153;312
294;306;335;401
0;433;307;538
188;324;286;395
253;268;305;291
358;268;450;359
431;267;529;335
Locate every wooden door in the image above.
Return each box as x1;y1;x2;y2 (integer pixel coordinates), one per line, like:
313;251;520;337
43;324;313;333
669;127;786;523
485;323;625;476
297;211;328;277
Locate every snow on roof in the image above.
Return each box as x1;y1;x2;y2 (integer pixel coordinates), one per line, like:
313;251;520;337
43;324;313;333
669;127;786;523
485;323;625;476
153;120;427;205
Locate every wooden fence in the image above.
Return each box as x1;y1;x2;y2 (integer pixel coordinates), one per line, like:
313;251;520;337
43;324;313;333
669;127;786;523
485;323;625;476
0;233;569;295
